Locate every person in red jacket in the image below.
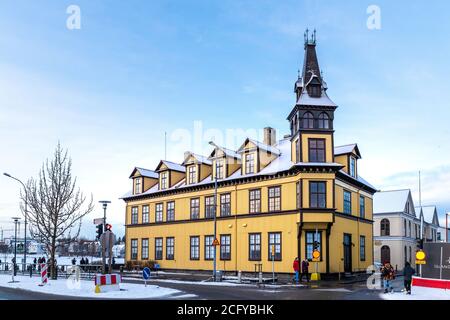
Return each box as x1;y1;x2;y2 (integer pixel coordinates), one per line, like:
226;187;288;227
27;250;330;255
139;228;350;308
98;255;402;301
293;257;300;284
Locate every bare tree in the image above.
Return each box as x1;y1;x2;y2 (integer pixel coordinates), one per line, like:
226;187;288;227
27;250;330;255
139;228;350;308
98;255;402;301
22;143;94;279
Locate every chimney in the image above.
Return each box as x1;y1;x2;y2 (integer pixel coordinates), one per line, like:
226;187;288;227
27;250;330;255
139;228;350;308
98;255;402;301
264;127;276;146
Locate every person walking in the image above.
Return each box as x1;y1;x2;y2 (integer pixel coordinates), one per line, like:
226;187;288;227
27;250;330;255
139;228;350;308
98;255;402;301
293;257;300;284
403;262;415;295
381;262;395;293
71;257;76;265
301;258;310;283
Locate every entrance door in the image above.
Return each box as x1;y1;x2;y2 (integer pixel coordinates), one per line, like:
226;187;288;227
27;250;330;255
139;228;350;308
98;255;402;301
381;245;390;264
343;234;352;273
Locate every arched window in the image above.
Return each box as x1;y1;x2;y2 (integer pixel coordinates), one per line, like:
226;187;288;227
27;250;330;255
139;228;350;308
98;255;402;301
381;245;390;264
302;112;314;129
381;218;390;236
318;112;329;129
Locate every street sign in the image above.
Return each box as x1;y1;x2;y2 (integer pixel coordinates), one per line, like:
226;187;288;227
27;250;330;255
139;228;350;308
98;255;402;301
312;250;321;262
93;218;104;225
212;238;220;246
416;250;426;265
142;267;151;287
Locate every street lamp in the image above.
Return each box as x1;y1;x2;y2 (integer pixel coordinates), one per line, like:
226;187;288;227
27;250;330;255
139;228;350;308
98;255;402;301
4;173;28;272
12;217;21;277
99;200;111;274
208;141;219;282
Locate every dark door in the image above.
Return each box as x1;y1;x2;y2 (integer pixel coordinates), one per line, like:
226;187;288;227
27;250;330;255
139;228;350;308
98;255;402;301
343;233;352;273
381;245;390;264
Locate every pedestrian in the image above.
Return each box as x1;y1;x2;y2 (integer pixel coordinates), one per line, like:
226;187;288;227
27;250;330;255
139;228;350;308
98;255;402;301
403;262;415;295
81;257;85;265
381;262;395;293
301;258;310;283
71;257;76;265
293;257;300;284
85;257;89;265
112;257;116;265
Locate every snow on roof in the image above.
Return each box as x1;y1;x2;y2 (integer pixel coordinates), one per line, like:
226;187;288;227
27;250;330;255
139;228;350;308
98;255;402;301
415;206;439;226
209;145;241;160
135;167;159;179
296;90;337;107
159;160;186;172
238;138;281;156
334;144;356;156
183;152;212;166
373;189;411;214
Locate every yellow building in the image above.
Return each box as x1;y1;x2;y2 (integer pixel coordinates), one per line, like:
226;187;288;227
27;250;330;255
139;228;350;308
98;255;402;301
121;34;377;276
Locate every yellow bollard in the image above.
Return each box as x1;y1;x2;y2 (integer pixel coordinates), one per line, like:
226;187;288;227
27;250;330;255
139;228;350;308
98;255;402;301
95;285;101;293
310;273;321;281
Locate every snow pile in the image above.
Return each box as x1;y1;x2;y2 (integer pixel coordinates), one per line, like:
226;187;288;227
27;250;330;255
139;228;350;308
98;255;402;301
0;274;184;299
381;287;450;300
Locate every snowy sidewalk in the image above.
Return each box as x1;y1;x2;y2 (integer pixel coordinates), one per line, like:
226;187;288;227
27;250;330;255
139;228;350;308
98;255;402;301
0;274;191;299
380;286;450;300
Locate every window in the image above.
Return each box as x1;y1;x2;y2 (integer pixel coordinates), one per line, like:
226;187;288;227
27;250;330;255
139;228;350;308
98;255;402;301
404;220;407;237
131;207;138;224
381;219;390;236
220;235;231;260
205;196;216;218
318;112;329;129
188;165;197;184
302;112;314;129
296;182;301;209
344;191;352;214
166;237;174;260
268;232;282;261
131;239;138;260
408;221;411;237
155;203;163;222
134;178;141;194
359;196;365;218
249;233;261;261
161;172;168;190
309;84;321;97
141;238;149;260
205;235;215;260
309;139;325;162
360;236;366;261
310;182;326;208
215;159;224;179
155;238;163;260
268;186;281;212
142;205;149;224
190;198;200;219
409;246;412;263
305;231;321;261
220;193;231;216
167;201;175;221
350;157;356;178
249;189;261;213
245;153;255;174
190;236;200;260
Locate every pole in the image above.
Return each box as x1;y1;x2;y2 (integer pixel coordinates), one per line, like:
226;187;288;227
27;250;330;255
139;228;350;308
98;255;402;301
213;176;218;282
420;213;423;277
103;205;106;274
272;245;275;284
13;219;18;277
446;214;448;243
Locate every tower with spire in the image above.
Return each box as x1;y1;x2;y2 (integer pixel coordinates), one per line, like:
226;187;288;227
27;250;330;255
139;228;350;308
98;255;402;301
288;29;337;163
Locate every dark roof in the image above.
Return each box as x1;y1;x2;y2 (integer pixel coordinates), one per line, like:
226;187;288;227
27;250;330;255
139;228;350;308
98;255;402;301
302;43;322;85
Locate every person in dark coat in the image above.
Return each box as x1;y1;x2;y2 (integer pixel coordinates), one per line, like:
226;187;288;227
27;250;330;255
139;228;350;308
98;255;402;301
403;262;415;295
71;257;76;265
301;258;310;283
293;257;300;284
381;262;395;293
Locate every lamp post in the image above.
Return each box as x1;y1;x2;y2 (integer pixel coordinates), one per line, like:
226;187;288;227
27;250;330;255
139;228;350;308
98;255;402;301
208;141;219;282
4;173;28;272
99;200;111;274
12;217;21;278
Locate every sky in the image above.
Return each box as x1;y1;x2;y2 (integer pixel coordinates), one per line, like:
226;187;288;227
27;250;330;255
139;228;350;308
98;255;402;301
1;0;450;239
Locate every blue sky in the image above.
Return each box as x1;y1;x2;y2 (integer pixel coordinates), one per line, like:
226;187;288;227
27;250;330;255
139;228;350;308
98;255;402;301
1;0;450;238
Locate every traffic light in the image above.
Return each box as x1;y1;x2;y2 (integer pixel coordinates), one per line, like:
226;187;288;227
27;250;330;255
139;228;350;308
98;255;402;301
417;238;424;250
96;224;103;240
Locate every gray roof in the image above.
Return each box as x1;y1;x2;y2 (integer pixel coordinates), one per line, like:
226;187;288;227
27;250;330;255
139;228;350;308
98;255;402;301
415;206;440;226
157;160;186;173
237;138;281;155
373;189;412;214
182;152;212;166
129;167;158;179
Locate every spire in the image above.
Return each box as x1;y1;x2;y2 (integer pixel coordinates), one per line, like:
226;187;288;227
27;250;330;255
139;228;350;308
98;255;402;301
302;28;321;85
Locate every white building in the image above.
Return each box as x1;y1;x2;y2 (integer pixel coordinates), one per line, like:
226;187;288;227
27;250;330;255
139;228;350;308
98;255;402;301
373;189;440;271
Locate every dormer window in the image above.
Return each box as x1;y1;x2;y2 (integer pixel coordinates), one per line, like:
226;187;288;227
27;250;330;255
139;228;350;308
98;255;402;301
318;112;329;129
349;157;356;178
245;153;255;174
134;178;141;194
302;112;314;129
161;172;168;190
188;165;197;184
308;84;321;97
215;159;224;179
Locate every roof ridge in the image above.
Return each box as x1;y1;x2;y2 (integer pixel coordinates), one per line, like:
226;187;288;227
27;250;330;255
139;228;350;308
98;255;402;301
378;189;410;193
335;143;357;148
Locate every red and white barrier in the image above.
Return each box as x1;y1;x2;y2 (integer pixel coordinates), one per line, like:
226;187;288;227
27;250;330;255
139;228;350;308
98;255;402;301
412;276;450;290
94;274;121;293
40;263;48;286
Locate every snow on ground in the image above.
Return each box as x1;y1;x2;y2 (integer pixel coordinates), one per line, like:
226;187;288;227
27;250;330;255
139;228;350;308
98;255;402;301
381;287;450;300
0;274;186;299
0;254;124;265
